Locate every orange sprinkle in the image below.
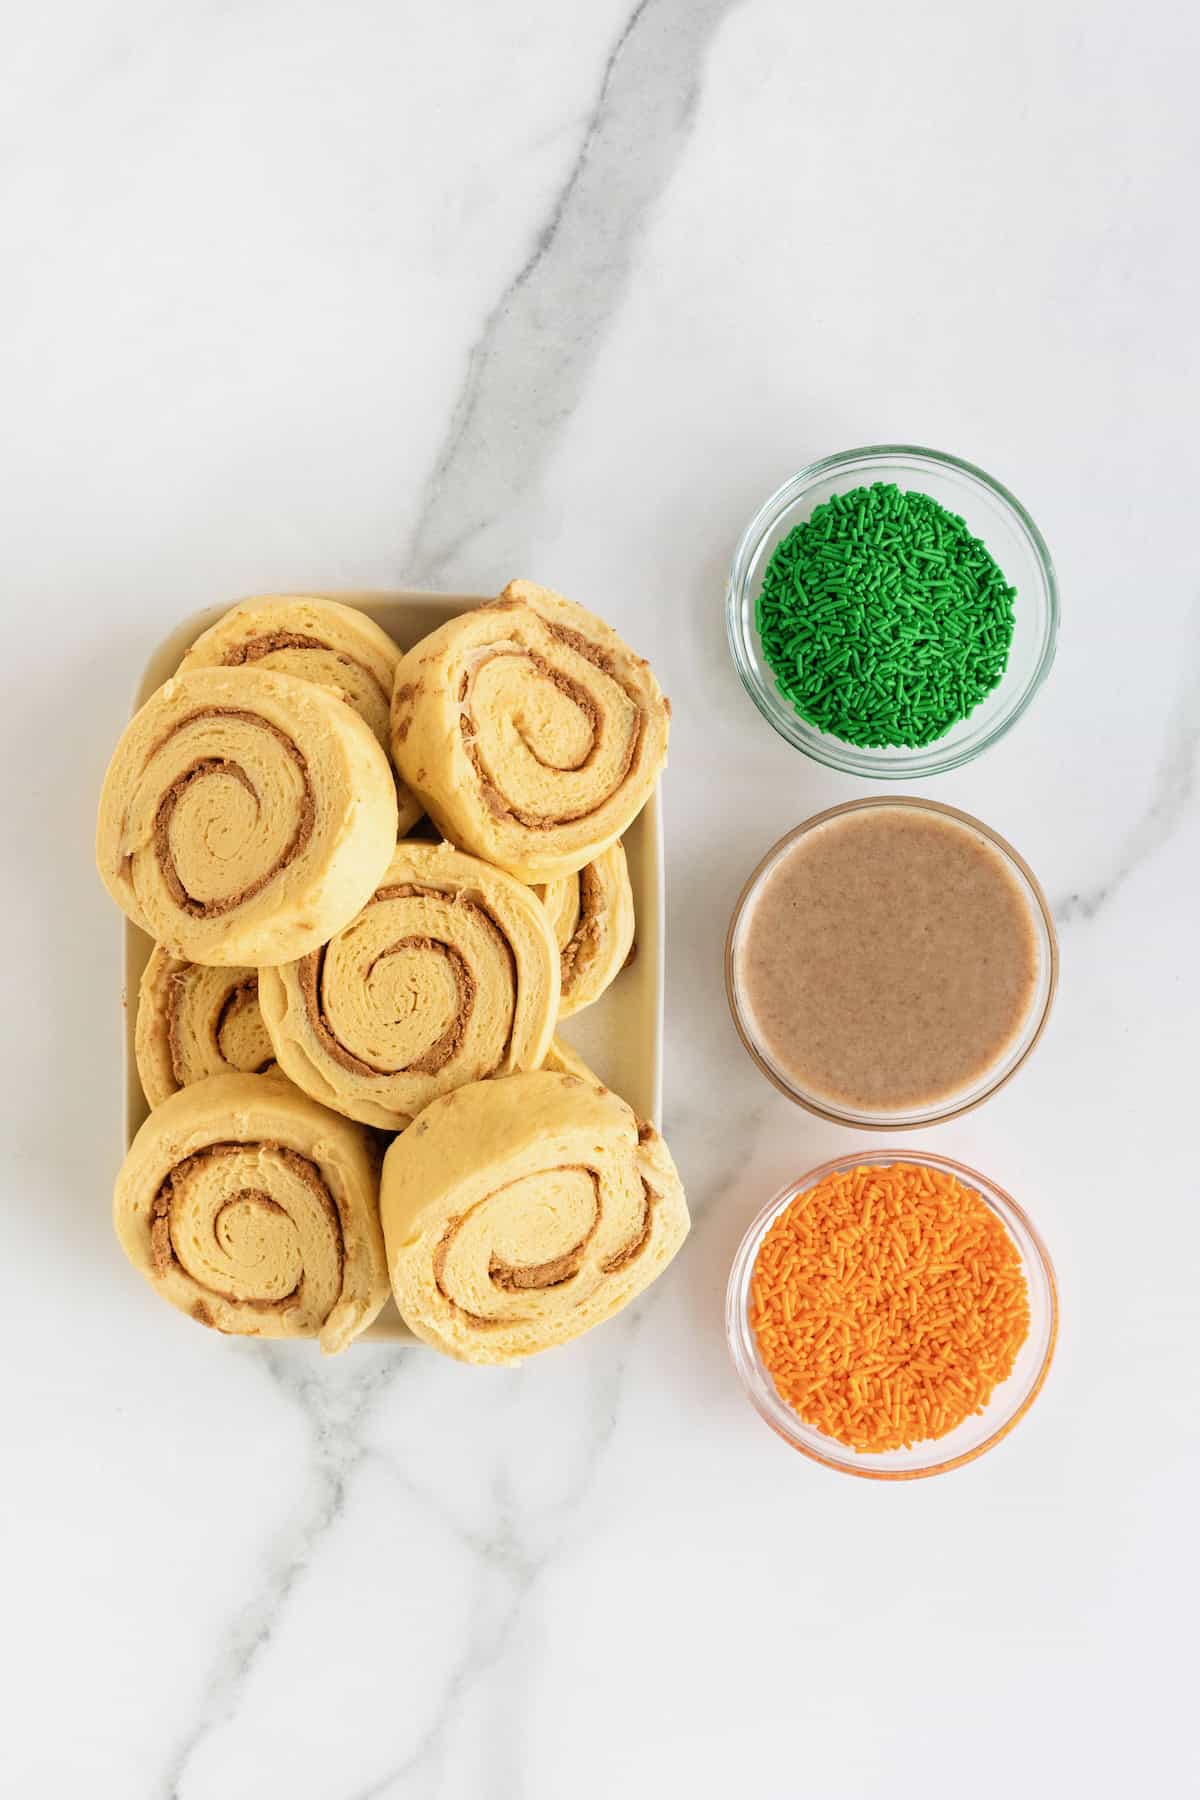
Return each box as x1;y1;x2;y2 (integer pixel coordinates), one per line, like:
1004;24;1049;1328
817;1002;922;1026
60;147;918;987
749;1163;1030;1455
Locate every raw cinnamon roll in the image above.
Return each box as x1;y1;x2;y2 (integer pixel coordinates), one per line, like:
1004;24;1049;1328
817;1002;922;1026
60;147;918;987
257;841;560;1130
113;1072;389;1352
535;841;635;1017
178;596;421;834
381;1069;689;1364
390;581;669;883
96;665;398;966
136;945;274;1107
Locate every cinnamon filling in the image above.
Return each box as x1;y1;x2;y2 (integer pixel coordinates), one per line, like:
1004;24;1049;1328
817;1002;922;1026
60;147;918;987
601;1180;654;1273
152;709;315;918
488;1251;582;1291
165;966;197;1087
430;1216;470;1312
213;976;273;1073
150;1141;343;1308
165;968;272;1086
310;937;475;1078
430;1165;653;1320
459;639;644;830
560;864;603;988
296;883;516;1080
222;631;390;704
484;1172;601;1292
544;618;620;678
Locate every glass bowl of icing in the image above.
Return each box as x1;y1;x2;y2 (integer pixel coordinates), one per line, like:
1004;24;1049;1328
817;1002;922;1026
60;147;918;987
725;797;1058;1128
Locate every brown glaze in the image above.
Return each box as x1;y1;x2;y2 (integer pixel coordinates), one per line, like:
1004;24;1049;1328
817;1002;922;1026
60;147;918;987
734;805;1041;1114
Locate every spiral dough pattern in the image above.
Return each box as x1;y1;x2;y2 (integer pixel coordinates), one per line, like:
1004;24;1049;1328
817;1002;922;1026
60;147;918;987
136;944;275;1107
258;841;560;1130
97;665;398;966
380;1069;689;1364
535;840;635;1017
391;581;669;883
113;1072;390;1352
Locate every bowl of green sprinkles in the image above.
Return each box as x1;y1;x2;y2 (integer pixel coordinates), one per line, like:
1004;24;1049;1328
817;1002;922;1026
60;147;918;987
727;446;1059;776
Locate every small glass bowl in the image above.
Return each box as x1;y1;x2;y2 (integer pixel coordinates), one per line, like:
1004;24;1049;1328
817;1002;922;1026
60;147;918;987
726;1149;1058;1479
725;797;1059;1129
726;445;1059;777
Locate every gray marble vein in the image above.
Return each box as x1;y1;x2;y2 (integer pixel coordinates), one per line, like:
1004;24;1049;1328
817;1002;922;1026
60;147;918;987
157;1321;648;1799
405;0;744;584
158;1349;407;1800
1056;601;1200;925
348;1323;638;1800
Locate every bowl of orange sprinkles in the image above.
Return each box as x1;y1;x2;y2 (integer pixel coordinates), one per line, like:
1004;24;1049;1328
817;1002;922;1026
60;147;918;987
726;1152;1057;1478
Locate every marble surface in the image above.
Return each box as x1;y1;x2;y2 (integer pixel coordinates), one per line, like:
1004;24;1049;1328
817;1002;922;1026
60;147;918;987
3;1;1198;1794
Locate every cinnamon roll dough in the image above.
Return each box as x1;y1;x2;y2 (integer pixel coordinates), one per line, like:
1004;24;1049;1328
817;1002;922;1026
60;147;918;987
381;1069;689;1364
178;596;421;834
258;841;559;1130
541;1035;601;1084
535;841;635;1017
97;665;398;966
114;1071;389;1352
136;945;274;1107
390;581;669;883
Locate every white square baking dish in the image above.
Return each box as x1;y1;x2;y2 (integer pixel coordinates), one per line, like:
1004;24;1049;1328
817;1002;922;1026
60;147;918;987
121;591;665;1344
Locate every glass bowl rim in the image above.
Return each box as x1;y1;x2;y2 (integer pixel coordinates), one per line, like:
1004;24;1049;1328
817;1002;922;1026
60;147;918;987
725;442;1061;777
725;1146;1059;1480
724;795;1060;1128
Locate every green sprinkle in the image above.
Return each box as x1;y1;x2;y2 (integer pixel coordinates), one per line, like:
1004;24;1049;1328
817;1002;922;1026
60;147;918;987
755;482;1016;749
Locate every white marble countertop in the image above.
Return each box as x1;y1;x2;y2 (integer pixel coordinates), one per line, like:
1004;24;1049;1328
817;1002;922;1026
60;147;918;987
4;1;1198;1794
